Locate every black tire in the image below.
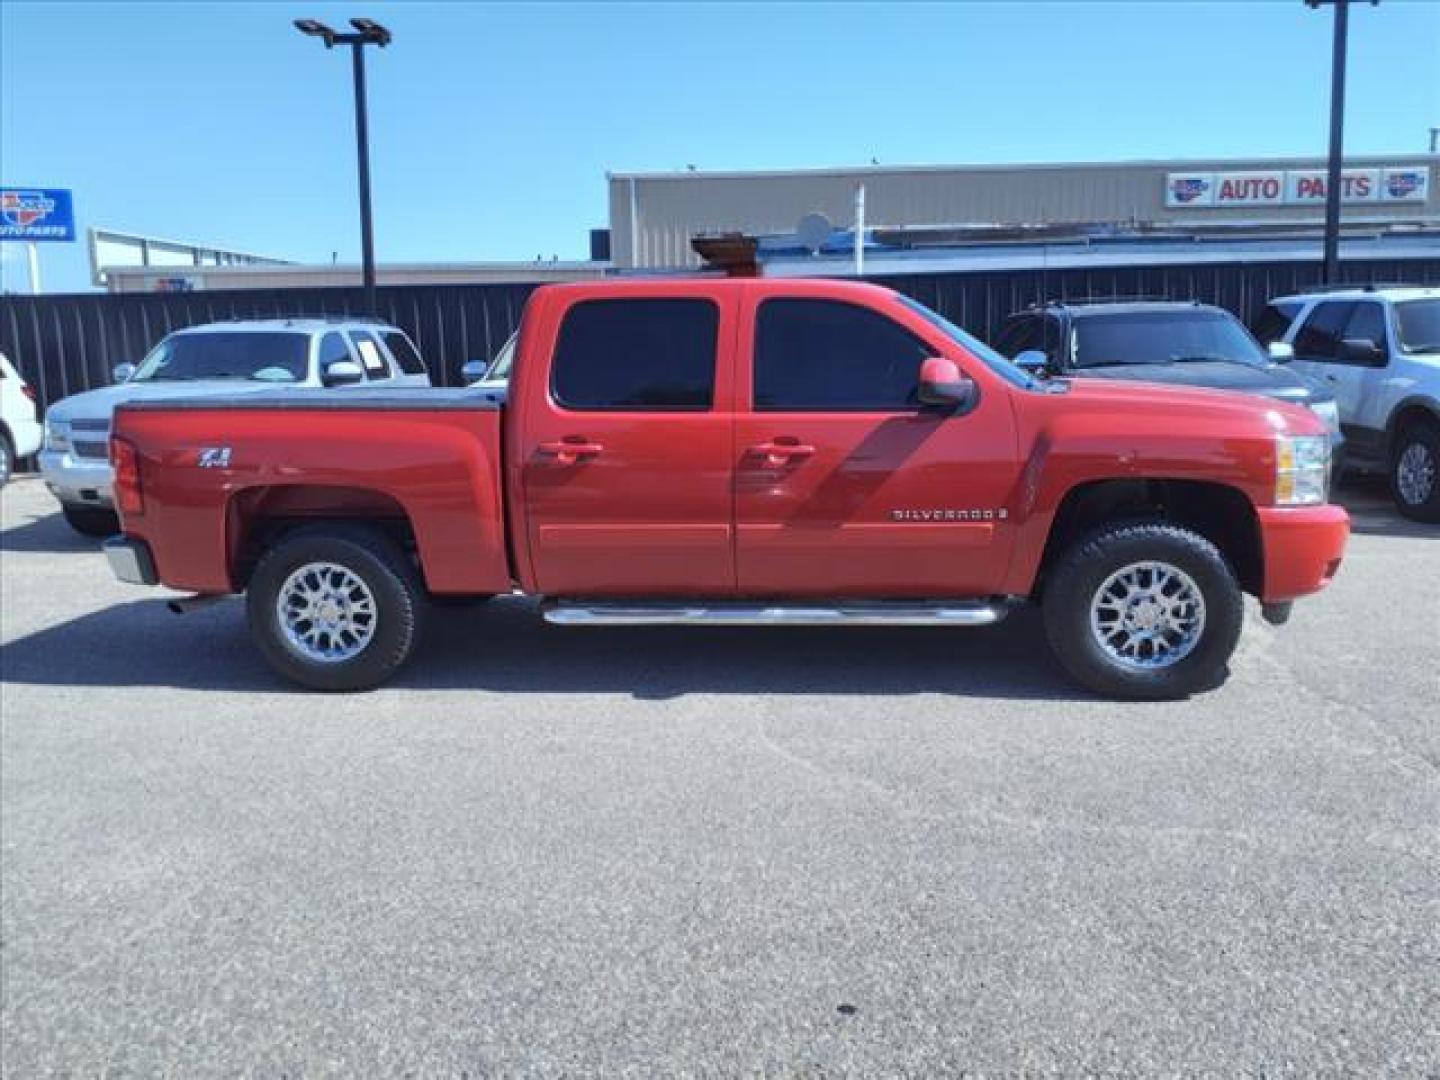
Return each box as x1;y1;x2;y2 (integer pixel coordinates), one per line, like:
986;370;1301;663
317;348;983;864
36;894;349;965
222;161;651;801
1389;421;1440;524
62;504;120;537
1042;521;1244;700
246;525;425;691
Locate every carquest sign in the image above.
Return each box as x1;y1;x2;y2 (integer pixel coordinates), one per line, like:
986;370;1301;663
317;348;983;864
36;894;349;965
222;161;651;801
0;188;76;241
1164;167;1429;209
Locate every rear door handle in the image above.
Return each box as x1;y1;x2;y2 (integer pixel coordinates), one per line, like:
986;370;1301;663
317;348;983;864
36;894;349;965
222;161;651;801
749;440;815;468
538;439;604;464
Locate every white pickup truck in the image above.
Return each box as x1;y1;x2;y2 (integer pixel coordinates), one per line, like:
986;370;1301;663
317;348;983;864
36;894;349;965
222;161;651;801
40;317;430;535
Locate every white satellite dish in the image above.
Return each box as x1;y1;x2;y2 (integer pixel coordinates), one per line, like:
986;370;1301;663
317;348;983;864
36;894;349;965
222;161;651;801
795;212;832;254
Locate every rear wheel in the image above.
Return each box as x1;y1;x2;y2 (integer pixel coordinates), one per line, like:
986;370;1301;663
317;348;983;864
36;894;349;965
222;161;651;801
1043;521;1243;700
1389;422;1440;523
246;525;425;691
62;504;120;537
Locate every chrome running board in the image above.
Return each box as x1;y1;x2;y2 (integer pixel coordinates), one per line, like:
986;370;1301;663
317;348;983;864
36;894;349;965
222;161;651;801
542;599;1011;627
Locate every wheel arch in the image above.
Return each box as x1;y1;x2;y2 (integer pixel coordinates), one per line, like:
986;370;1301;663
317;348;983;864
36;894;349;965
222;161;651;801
1034;477;1263;600
1385;396;1440;454
226;484;417;591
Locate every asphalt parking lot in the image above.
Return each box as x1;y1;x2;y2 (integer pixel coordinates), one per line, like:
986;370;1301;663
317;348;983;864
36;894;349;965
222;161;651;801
1;475;1436;1075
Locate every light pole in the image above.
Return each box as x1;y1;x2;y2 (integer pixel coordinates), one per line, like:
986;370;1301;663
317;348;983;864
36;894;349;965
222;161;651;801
1304;0;1377;284
295;17;391;315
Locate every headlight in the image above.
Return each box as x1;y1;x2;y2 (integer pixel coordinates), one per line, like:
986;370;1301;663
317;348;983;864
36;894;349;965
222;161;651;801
44;419;70;453
1275;434;1330;506
1308;399;1341;433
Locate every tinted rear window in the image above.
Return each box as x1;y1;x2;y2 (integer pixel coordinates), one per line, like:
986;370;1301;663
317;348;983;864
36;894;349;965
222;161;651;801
551;299;717;410
1396;299;1440;352
382;331;427;375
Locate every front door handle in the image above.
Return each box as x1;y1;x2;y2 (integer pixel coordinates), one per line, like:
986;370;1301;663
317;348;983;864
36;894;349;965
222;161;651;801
538;439;604;464
749;440;816;468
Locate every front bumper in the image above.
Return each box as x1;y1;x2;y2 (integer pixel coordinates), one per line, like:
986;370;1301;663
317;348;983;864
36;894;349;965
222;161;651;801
1257;503;1350;603
103;536;157;586
38;449;114;509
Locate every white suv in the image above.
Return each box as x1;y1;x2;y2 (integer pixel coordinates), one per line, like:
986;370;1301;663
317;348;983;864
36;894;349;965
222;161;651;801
1254;286;1440;522
1;351;44;487
40;318;431;535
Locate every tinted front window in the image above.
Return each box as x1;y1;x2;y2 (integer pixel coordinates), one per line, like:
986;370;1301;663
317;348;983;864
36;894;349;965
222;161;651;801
552;299;717;410
1396;299;1440;353
1072;310;1267;367
994;317;1041;358
132;332;308;382
1294;302;1354;359
755;299;930;410
382;331;427;375
1251;301;1302;345
1344;302;1388;350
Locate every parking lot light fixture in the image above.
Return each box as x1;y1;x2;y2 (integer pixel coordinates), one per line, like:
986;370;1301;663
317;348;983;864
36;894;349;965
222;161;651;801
294;16;393;316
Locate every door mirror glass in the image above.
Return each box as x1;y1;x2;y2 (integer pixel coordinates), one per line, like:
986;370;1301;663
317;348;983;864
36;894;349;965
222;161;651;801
1339;338;1383;365
322;359;365;387
916;357;977;409
112;362;136;383
1267;341;1294;362
1013;349;1050;375
461;359;489;383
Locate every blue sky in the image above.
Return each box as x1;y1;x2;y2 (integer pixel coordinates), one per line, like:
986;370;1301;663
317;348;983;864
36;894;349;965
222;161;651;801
3;1;1438;293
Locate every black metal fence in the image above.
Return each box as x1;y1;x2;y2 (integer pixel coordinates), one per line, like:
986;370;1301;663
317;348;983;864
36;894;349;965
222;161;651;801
3;256;1438;415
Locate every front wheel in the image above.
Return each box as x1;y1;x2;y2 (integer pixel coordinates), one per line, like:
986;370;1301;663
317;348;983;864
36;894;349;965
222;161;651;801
1042;522;1243;700
1390;423;1440;523
246;525;425;691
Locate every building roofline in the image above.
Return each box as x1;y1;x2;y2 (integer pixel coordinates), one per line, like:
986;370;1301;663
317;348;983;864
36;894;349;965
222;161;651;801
608;153;1438;183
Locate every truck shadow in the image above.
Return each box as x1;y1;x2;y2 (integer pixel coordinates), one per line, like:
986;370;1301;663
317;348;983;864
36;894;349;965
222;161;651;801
1333;476;1439;539
0;596;1090;702
0;502;99;554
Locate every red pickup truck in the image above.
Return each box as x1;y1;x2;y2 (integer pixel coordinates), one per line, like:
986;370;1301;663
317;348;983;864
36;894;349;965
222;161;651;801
104;278;1349;699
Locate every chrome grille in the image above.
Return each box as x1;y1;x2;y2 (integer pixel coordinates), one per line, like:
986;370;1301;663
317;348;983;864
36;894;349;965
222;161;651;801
73;439;110;460
70;418;111;433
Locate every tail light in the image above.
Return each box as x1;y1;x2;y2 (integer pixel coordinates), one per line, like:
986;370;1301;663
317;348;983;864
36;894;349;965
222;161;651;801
21;383;36;402
110;436;144;517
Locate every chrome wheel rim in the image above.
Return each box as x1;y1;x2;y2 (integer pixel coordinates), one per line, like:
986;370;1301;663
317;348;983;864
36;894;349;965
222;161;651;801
276;562;377;663
1396;442;1435;507
1089;560;1207;671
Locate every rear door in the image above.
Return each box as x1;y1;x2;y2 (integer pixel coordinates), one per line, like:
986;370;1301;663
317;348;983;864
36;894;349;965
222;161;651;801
733;286;1021;598
515;286;738;596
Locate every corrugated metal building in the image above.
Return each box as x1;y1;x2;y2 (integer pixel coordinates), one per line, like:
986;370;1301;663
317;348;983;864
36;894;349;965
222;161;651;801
608;154;1439;268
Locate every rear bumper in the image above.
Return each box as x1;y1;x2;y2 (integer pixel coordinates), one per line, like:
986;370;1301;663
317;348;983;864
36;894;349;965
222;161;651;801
1257;503;1350;603
38;450;114;509
7;417;43;458
104;536;157;586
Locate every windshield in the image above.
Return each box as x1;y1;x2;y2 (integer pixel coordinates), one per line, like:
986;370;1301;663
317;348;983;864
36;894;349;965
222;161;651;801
896;296;1040;390
1073;310;1268;368
486;332;518;381
1395;300;1440;353
133;331;310;383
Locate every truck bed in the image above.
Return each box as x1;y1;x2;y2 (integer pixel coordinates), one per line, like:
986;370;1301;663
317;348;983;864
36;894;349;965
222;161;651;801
112;388;511;596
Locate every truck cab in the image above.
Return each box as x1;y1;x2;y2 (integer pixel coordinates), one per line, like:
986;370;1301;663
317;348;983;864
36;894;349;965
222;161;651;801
105;279;1349;700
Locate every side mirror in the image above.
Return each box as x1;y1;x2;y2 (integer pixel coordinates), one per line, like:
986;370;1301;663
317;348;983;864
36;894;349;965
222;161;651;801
322;359;365;387
1267;341;1295;362
112;363;136;383
1013;349;1051;376
1339;338;1383;365
917;356;977;409
461;360;489;383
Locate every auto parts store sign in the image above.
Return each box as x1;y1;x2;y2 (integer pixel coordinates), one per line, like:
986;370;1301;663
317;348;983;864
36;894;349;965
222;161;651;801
1164;167;1429;208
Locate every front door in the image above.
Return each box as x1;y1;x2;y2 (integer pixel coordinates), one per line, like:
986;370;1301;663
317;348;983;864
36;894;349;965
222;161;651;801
733;289;1021;598
517;288;737;596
